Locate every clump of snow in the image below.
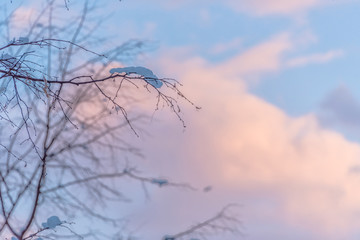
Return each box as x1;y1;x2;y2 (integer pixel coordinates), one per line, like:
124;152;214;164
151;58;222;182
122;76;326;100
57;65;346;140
110;66;163;88
42;216;62;229
1;53;17;67
8;37;30;44
163;235;175;240
151;178;168;187
203;185;212;192
18;37;29;43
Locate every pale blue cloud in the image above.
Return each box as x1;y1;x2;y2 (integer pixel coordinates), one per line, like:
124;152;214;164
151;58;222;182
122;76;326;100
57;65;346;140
317;85;360;141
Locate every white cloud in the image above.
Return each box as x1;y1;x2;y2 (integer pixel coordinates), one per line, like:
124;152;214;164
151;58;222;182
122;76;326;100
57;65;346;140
287;50;344;67
225;0;325;16
134;0;328;17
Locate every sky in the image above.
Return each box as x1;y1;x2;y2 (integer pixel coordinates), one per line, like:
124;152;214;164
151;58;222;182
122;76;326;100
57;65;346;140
5;0;360;239
116;0;360;239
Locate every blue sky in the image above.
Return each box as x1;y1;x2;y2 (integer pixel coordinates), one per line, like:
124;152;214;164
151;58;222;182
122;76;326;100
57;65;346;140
6;0;360;239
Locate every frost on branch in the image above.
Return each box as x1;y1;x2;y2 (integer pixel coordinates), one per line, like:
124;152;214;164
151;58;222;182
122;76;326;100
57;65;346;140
110;66;163;88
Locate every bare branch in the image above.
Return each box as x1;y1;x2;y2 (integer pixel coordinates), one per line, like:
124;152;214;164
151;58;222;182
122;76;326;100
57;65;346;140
165;204;242;240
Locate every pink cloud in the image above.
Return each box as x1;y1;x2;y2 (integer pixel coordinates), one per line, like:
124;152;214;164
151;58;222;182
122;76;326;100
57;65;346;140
214;33;292;84
134;36;360;238
6;6;38;37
